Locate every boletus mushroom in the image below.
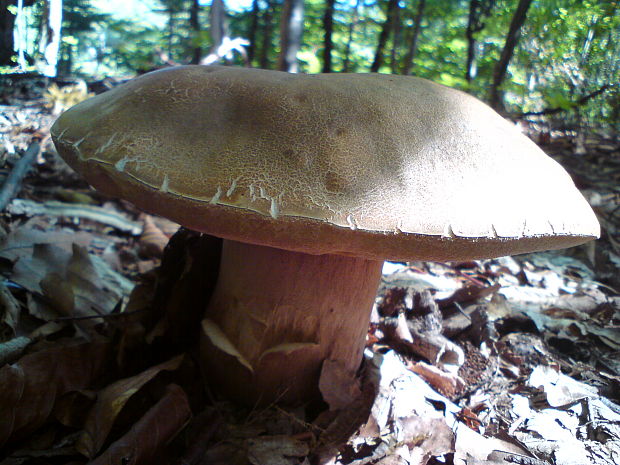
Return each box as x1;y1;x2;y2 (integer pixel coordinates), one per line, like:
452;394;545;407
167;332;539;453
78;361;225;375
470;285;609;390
51;65;599;405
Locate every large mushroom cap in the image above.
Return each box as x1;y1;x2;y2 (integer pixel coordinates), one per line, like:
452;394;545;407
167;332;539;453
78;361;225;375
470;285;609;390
51;65;599;261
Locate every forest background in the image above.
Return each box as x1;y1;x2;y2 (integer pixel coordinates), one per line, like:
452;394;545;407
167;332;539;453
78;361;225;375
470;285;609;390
1;0;619;132
1;2;619;463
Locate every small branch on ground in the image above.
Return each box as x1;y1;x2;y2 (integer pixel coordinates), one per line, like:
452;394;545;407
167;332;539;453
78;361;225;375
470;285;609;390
0;141;41;211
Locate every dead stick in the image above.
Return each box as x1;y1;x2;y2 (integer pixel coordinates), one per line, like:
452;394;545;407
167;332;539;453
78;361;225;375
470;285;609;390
0;141;41;212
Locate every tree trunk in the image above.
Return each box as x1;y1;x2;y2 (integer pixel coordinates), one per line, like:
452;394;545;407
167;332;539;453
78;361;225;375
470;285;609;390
247;0;260;64
488;0;533;110
322;0;335;73
15;0;27;69
278;0;305;73
342;0;361;72
466;0;493;82
0;0;17;66
259;0;274;69
167;7;175;58
401;0;425;75
37;0;63;76
209;0;227;54
389;1;402;73
189;0;201;64
466;0;480;82
370;0;399;73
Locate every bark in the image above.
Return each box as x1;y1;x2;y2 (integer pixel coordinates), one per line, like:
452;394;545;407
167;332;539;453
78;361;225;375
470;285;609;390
189;0;201;64
322;0;336;73
466;0;494;82
370;0;399;73
488;0;534;110
167;6;175;58
278;0;305;72
0;0;16;66
401;0;426;75
0;0;35;66
259;0;274;69
389;1;402;73
209;0;227;55
36;0;62;76
247;0;260;64
342;0;361;72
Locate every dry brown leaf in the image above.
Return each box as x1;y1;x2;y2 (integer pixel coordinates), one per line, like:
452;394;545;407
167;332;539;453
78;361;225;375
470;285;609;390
399;415;455;460
0;281;21;340
76;355;185;458
11;243;126;323
0;341;110;447
318;359;362;411
436;283;501;308
0;227;92;263
89;383;191;465
247;435;309;465
408;361;465;397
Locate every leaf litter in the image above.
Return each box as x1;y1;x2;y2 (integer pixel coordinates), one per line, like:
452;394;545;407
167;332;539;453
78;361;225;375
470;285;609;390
0;81;619;465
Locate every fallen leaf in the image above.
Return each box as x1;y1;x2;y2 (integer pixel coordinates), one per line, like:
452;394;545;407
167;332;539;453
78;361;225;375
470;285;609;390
408;361;465;398
0;341;111;447
77;355;185;458
247;435;309;465
318;359;361;411
10;243;131;325
527;365;598;407
0;281;21;339
399;415;455;458
0;227;92;263
89;383;191;465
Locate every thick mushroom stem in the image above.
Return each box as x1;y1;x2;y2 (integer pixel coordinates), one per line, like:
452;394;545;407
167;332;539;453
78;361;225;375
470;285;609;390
200;239;383;405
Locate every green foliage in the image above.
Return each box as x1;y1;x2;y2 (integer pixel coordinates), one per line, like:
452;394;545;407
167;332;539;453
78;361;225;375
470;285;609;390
11;0;620;129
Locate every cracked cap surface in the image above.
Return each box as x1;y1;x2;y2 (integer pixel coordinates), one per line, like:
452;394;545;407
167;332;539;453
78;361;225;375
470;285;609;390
51;65;599;261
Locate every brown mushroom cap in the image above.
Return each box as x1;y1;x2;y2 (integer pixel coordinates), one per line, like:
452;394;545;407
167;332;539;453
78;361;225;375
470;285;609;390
51;65;599;261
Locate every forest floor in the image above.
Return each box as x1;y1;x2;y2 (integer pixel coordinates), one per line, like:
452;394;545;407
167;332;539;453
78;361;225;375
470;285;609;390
0;77;619;465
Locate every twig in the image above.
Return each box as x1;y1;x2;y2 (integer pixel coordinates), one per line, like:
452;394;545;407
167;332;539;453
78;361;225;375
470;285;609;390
50;306;148;323
0;141;40;212
516;84;613;117
8;198;143;234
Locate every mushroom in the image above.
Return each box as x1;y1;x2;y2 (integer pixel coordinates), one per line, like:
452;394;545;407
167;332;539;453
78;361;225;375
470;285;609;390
51;65;599;405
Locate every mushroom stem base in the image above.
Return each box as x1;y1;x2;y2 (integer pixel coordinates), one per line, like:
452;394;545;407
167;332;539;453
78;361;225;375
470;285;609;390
200;239;383;405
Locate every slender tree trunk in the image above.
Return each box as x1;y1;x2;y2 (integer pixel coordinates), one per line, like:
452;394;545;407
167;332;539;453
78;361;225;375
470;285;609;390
37;0;63;76
209;0;227;54
278;0;305;73
370;0;399;72
0;0;17;66
342;0;361;72
466;0;494;82
401;0;425;75
167;7;175;58
466;0;480;82
259;0;274;69
322;0;335;73
189;0;201;64
15;0;27;69
389;1;402;73
247;0;260;64
489;0;533;110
